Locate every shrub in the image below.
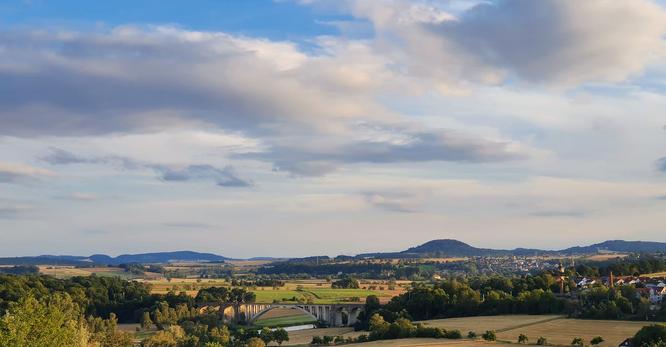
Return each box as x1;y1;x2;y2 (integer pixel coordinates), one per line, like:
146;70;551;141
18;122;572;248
537;336;548;345
591;336;604;346
571;337;583;346
246;337;266;347
445;330;462;339
482;330;497;341
468;331;477;339
518;333;529;344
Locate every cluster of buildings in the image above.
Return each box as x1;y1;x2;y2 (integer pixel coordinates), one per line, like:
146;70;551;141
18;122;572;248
575;275;666;305
472;256;560;274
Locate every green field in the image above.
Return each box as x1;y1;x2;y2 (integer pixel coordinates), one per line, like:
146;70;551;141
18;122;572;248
253;290;309;303
251;288;386;304
254;315;317;328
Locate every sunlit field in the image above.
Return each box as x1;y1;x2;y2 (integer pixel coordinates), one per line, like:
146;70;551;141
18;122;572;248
145;278;405;304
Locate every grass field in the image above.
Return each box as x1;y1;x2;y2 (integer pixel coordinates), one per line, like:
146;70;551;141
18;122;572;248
145;279;403;304
254;315;316;328
38;266;150;279
254;307;317;328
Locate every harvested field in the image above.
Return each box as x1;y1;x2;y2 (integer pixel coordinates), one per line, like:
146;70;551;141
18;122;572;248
283;327;362;346
581;254;628;262
344;338;514;346
495;318;648;346
418;315;563;334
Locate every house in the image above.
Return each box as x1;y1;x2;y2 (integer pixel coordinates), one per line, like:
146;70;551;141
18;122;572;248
636;287;665;304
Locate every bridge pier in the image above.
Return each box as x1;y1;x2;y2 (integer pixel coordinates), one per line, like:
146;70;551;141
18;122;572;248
197;302;364;327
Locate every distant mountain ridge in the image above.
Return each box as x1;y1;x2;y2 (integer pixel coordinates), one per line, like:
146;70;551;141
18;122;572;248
0;250;230;266
359;239;666;258
1;239;665;266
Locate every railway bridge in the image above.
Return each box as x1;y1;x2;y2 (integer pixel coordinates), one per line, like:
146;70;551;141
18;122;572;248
196;302;365;327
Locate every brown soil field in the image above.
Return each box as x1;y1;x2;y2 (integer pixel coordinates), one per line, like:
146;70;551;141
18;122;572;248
581;254;629;262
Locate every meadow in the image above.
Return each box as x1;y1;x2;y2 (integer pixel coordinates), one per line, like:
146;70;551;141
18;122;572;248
145;278;404;304
38;266;161;279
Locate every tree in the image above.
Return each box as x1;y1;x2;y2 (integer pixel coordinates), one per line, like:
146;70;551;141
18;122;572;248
331;276;360;289
571;337;583;346
141;326;184;347
260;327;273;344
537;336;548;345
468;331;477;339
369;313;389;340
210;326;230;345
246;337;266;347
140;311;153;330
272;328;289;346
518;333;529;344
634;324;666;347
482;330;496;341
0;294;89;347
590;336;604;346
87;312;133;347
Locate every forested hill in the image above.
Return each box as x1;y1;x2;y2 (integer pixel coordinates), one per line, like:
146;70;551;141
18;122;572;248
0;251;229;265
560;240;666;254
362;239;666;258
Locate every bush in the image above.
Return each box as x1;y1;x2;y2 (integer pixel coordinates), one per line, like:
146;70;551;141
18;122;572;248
482;331;497;341
518;333;528;344
468;331;477;339
445;330;462;339
246;337;266;347
537;336;548;345
571;337;583;346
591;336;604;346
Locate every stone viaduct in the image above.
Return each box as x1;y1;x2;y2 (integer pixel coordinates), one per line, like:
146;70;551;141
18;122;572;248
196;302;365;327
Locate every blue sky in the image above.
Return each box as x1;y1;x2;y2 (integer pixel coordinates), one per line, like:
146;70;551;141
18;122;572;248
1;0;348;39
1;0;666;258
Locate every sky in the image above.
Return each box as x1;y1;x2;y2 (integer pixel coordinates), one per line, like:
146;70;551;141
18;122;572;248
2;0;666;258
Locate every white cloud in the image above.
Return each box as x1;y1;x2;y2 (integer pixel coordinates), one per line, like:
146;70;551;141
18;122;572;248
346;0;666;87
0;162;56;183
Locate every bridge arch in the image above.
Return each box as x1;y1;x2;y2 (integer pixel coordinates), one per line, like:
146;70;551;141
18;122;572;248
249;304;319;324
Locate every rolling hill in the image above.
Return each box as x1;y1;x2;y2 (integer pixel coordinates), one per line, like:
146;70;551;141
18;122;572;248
360;239;666;258
0;250;229;266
